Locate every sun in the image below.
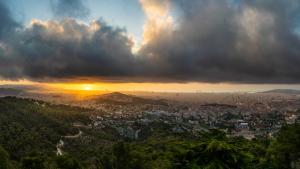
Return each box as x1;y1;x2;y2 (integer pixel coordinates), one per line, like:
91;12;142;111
82;84;93;91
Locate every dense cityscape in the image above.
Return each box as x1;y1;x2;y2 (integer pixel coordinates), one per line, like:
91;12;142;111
75;91;300;140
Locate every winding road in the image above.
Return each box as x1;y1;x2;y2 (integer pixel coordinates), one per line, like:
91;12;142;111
56;129;82;156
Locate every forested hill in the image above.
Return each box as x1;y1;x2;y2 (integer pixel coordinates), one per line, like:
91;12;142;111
0;97;90;163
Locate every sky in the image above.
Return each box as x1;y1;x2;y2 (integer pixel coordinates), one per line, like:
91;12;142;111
1;0;300;92
10;0;145;43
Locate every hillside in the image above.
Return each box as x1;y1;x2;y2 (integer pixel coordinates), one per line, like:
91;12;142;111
95;92;168;106
0;97;90;161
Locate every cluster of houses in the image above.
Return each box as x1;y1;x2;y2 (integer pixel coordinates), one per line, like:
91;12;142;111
86;98;300;140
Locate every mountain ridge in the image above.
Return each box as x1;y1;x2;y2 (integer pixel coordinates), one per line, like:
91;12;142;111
261;89;300;94
95;92;168;106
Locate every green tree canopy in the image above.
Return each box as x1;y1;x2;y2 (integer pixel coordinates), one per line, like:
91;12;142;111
0;146;12;169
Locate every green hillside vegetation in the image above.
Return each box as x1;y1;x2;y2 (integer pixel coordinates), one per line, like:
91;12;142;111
0;97;90;167
0;97;299;169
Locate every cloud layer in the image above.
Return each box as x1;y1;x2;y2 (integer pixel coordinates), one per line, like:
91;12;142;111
1;19;140;80
139;0;300;83
1;0;300;83
140;0;173;44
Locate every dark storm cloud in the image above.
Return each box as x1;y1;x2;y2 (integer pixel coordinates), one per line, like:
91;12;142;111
51;0;90;19
0;0;21;79
0;0;140;81
0;19;140;80
1;0;300;83
0;0;19;39
139;0;300;83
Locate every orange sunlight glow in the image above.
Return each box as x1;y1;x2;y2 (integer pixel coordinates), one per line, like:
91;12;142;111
45;82;266;94
82;84;93;91
3;80;300;94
